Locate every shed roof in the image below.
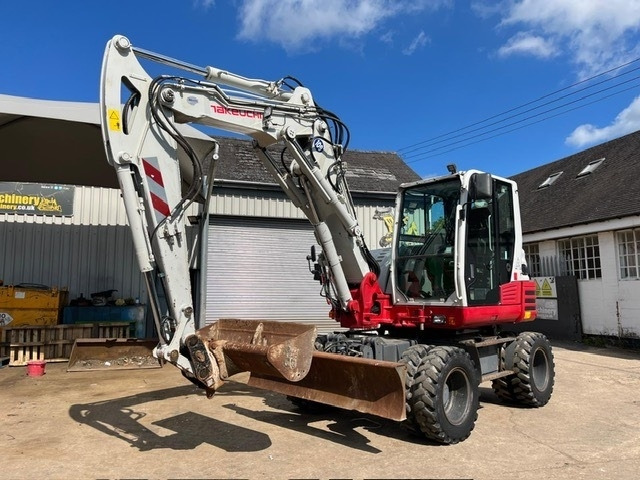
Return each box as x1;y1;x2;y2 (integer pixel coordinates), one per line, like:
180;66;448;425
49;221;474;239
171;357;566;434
511;129;640;234
214;137;420;193
0;94;213;190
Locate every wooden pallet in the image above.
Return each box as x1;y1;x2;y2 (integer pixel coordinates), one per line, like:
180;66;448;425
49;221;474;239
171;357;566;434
0;323;133;366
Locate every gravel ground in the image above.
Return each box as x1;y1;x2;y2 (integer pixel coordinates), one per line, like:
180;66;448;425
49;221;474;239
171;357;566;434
1;341;639;480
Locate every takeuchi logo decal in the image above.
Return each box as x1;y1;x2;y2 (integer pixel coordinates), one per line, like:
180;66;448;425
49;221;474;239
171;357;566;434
211;104;263;119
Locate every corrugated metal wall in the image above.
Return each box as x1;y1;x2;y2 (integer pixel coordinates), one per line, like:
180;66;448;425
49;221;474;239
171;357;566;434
0;222;146;302
0;185;396;329
0;187;144;302
209;186;396;249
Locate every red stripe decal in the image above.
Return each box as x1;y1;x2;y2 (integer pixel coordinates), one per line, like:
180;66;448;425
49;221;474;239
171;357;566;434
150;192;171;217
142;158;165;187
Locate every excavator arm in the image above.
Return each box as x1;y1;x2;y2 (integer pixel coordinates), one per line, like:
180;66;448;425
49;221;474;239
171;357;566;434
99;35;403;416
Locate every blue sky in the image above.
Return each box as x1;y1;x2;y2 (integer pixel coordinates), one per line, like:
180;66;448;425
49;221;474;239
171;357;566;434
2;0;640;179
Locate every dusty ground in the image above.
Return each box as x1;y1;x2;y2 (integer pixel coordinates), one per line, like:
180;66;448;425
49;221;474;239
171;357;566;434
1;341;639;480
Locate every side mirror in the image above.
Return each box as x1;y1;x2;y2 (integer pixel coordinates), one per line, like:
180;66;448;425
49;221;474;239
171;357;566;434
307;245;317;262
471;173;493;200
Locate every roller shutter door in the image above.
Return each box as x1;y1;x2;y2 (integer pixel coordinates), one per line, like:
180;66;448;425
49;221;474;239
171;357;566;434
206;216;340;332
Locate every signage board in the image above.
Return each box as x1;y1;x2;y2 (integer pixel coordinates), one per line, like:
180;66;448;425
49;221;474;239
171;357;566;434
0;182;74;216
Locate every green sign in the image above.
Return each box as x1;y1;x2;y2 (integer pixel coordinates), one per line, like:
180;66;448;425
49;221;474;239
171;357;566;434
0;182;74;216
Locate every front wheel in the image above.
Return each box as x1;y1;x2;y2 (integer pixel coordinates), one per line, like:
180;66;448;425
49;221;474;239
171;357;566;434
492;332;555;407
409;346;479;444
400;344;432;431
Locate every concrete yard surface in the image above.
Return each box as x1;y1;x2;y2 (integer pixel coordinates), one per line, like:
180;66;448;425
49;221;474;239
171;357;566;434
1;341;639;480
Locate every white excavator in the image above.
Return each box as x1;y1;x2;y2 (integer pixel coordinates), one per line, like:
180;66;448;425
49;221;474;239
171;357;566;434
99;35;554;444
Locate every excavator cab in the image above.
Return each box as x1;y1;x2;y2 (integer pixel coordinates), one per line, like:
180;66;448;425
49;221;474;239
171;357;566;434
391;171;524;311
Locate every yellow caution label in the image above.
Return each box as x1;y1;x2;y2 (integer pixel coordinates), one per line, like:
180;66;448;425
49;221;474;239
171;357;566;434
108;108;121;132
541;279;553;297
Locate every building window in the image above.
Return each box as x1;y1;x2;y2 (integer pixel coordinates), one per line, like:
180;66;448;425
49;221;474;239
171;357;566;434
577;157;605;177
557;235;601;279
617;229;640;279
538;171;563;189
523;243;541;277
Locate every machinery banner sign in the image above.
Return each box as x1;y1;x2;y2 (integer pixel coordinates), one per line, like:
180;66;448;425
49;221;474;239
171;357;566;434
0;182;74;216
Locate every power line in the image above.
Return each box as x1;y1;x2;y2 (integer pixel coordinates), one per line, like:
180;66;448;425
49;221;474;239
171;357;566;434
403;74;640;160
397;56;640;162
401;65;640;157
404;82;640;164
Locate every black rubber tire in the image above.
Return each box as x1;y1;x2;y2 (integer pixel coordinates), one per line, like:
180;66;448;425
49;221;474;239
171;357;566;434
399;344;432;431
492;332;555;407
409;346;479;444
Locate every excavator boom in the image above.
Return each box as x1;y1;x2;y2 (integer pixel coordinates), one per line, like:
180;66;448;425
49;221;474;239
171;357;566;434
98;34;406;421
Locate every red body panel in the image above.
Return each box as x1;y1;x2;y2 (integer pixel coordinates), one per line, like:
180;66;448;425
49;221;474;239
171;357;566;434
338;276;537;330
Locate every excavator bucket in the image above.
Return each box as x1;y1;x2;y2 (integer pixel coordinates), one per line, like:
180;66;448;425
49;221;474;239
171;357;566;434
67;338;160;372
198;319;406;421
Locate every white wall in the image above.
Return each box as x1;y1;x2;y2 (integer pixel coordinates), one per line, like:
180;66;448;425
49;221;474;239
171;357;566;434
527;225;640;338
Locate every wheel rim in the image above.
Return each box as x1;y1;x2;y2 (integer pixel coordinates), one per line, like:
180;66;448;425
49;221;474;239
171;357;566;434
443;367;472;425
531;347;549;391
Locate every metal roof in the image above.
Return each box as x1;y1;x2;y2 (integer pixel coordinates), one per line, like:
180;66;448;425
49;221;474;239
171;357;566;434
0;94;214;189
0;94;420;194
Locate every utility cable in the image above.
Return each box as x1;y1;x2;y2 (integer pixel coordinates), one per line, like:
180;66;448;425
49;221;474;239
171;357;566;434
397;56;640;160
405;81;640;163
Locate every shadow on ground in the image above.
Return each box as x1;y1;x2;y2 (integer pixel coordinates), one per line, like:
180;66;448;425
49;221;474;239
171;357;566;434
69;383;273;452
68;378;435;453
240;391;446;451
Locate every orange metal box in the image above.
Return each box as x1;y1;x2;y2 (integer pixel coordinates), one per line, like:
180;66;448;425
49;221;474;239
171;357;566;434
0;285;69;327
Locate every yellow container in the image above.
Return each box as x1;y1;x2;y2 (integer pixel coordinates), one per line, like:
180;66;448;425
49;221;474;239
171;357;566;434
0;285;69;327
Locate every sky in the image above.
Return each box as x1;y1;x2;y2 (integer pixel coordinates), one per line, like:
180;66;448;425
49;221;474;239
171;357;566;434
2;0;640;179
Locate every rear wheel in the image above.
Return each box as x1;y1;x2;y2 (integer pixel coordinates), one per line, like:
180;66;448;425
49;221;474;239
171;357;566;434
492;332;554;407
409;346;479;444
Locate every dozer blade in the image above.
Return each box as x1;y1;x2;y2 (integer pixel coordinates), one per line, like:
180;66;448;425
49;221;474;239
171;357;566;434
249;352;407;421
67;338;161;372
197;319;406;422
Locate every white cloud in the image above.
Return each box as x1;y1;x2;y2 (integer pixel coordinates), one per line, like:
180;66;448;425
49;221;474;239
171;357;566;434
380;30;394;44
403;31;430;55
566;95;640;147
486;0;640;76
497;31;557;58
195;0;215;8
236;0;450;52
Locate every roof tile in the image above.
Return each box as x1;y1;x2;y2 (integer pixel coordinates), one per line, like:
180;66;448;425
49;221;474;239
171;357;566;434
511;129;640;233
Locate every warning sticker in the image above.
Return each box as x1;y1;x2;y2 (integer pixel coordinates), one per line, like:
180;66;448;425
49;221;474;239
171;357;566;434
108;108;121;132
534;277;557;298
0;312;13;326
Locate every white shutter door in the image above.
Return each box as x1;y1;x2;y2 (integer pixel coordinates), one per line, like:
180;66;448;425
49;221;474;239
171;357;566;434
206;216;340;332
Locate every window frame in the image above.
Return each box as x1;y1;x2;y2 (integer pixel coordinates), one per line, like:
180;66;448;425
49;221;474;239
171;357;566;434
617;228;640;280
523;243;541;277
557;235;601;280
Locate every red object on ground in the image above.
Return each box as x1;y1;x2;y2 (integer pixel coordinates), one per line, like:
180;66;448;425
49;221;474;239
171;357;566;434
26;360;46;377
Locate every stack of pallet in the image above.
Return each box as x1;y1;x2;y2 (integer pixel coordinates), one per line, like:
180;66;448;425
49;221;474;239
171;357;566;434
0;323;131;366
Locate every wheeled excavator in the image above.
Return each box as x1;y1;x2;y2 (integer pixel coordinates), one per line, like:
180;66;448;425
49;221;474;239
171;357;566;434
99;35;554;444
